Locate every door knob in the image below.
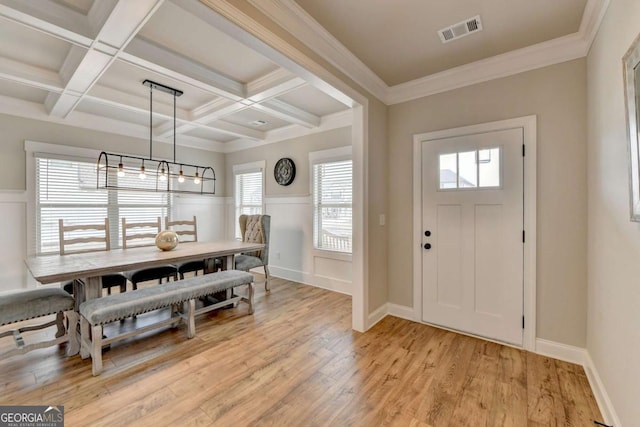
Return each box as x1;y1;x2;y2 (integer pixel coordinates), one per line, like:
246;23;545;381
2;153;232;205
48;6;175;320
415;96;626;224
424;243;432;250
424;230;431;237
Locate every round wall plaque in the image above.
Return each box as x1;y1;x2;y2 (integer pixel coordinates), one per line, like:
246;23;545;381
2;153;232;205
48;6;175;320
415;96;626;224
274;157;296;186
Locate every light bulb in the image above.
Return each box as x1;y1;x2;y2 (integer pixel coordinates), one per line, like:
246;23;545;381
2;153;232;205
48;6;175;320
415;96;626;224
117;162;125;177
139;164;146;180
193;171;201;185
178;169;185;183
159;167;167;181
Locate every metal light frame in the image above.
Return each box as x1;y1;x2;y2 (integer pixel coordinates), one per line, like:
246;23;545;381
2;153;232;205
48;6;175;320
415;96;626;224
97;80;216;195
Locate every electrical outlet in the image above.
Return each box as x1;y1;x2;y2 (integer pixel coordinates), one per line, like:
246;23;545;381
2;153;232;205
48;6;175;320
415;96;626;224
379;214;386;226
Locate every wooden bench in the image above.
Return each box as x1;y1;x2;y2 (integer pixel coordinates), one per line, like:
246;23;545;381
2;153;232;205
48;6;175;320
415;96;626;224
0;288;79;358
79;270;254;376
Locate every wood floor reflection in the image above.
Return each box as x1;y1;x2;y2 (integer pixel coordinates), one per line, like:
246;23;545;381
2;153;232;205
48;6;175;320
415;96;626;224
0;276;602;426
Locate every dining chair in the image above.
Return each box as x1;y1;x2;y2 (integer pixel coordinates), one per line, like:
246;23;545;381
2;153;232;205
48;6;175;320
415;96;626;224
121;217;178;289
165;216;206;279
59;218;127;295
235;214;271;291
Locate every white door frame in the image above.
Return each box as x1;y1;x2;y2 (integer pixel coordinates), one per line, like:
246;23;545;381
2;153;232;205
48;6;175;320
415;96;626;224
412;115;537;350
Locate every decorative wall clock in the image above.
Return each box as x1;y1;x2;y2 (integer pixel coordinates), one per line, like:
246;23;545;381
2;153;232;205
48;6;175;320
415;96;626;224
274;157;296;186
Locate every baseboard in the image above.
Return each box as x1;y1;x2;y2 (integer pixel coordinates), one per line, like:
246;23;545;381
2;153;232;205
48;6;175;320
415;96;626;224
535;338;587;365
583;352;622;427
269;265;352;295
387;303;416;321
367;303;387;328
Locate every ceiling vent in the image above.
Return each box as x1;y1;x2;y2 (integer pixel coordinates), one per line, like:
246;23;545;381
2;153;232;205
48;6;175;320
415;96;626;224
250;120;268;127
438;15;483;44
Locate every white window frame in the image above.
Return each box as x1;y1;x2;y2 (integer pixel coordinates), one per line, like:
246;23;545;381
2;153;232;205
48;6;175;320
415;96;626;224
309;146;353;261
26;141;172;255
232;160;265;239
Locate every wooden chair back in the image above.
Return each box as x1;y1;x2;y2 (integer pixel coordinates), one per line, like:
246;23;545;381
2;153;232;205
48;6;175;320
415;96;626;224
59;218;111;255
121;217;161;249
165;216;198;243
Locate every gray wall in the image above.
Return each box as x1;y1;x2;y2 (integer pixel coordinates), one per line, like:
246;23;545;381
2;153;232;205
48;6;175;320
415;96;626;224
225;126;351;196
388;58;588;347
586;0;640;423
0;113;225;194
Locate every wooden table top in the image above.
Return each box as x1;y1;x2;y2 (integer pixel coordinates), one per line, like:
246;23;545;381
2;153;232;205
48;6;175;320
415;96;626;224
25;240;265;284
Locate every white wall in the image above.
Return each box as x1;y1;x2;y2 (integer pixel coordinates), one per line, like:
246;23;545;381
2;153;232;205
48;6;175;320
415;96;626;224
586;0;640;424
225;127;353;294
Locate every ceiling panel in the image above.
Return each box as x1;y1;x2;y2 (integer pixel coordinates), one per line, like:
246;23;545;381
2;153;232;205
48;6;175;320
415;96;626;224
0;18;71;71
183;126;236;142
52;0;94;15
137;1;279;83
75;98;154;127
94;60;216;111
0;79;49;103
295;0;587;85
221;108;290;131
276;85;349;117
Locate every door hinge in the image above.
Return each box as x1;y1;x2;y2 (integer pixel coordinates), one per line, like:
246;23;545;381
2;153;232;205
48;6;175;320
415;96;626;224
522;316;525;329
522;144;525;157
522;230;525;243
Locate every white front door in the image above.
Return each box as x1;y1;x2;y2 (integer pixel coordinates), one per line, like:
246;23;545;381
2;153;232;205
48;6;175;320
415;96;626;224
421;128;524;345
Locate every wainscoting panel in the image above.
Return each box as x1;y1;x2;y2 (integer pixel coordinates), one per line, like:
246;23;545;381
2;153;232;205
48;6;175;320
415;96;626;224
0;192;28;292
263;196;353;295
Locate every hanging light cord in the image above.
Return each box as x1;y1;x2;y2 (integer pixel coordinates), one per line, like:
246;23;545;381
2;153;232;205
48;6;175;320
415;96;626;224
149;84;153;160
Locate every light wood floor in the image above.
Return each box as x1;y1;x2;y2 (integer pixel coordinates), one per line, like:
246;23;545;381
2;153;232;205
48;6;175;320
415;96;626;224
0;276;602;426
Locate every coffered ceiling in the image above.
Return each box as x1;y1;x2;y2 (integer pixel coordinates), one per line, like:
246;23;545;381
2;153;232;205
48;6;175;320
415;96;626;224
0;0;610;153
0;0;351;153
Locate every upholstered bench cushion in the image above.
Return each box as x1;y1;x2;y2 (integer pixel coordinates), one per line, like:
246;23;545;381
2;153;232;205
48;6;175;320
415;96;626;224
0;288;75;326
80;270;254;326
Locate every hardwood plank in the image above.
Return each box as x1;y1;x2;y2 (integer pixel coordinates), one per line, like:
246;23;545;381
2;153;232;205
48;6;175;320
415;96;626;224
526;353;567;425
486;345;528;426
0;276;603;427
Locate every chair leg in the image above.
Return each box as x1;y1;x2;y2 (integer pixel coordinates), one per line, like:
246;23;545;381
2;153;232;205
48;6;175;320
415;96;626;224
55;311;66;338
264;265;271;292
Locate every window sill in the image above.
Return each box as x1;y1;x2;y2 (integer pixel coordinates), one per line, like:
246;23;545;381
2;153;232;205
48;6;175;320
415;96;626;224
312;249;352;262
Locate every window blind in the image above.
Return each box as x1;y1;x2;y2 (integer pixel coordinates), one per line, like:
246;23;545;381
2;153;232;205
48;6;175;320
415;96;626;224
35;155;170;254
234;170;263;238
312;159;352;253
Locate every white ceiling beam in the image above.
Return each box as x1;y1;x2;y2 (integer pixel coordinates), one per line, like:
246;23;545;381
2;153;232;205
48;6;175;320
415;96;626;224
85;84;191;120
0;56;63;92
0;94;226;152
0;0;93;45
123;37;245;101
157;70;316;138
88;85;263;140
252;98;320;128
46;0;164;118
245;68;305;102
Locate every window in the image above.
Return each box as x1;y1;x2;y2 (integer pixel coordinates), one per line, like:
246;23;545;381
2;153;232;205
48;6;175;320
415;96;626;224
311;147;352;253
233;162;264;238
35;155;171;254
439;147;501;190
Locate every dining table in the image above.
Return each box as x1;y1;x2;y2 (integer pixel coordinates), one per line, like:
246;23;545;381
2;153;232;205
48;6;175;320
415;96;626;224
24;240;265;309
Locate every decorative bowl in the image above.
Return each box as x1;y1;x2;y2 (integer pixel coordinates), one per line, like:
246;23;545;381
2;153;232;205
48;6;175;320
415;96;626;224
155;230;179;251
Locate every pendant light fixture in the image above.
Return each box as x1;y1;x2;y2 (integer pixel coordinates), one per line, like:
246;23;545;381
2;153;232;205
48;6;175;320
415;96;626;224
97;80;216;195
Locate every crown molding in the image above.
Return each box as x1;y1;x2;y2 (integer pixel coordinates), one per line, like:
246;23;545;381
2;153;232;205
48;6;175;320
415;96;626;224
247;0;388;101
252;0;610;105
